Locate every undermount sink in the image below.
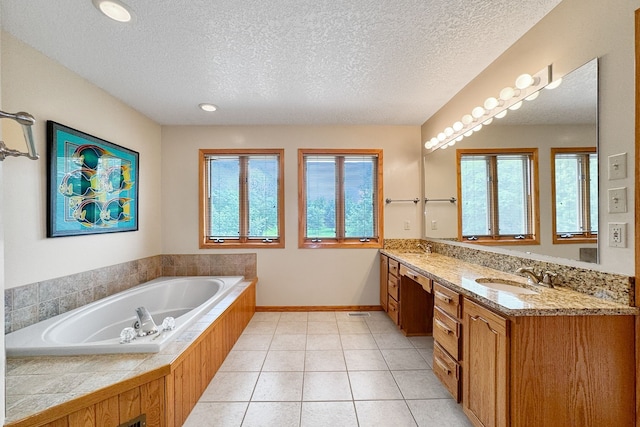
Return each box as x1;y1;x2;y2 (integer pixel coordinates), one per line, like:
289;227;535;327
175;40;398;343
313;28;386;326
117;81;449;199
474;278;539;295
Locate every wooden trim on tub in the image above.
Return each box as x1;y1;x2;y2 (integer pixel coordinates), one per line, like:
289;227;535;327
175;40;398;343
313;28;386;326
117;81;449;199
256;305;384;312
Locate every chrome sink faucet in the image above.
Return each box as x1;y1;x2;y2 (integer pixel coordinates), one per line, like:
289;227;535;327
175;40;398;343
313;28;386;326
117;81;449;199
417;243;432;253
134;306;159;336
515;267;556;288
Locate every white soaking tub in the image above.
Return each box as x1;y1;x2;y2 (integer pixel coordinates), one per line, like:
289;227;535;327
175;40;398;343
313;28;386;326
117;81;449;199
5;276;245;356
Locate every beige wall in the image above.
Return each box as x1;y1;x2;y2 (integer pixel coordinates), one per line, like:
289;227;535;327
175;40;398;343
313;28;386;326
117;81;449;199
1;33;163;289
161;126;422;306
421;0;639;275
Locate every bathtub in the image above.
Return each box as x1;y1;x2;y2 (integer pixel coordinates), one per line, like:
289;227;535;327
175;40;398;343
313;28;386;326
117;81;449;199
5;276;245;357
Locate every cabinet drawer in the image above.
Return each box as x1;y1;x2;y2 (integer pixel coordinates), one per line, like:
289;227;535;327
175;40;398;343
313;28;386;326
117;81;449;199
388;275;399;301
434;282;461;319
433;307;461;359
433;341;460;401
388;258;399;277
399;264;432;293
387;297;399;325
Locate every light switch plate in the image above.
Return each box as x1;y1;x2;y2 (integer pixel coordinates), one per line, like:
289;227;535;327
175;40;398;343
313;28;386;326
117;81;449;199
608;153;627;180
608;187;627;213
608;222;627;248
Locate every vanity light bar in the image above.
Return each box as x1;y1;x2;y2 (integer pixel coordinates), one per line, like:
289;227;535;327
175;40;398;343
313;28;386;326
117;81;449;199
424;65;552;154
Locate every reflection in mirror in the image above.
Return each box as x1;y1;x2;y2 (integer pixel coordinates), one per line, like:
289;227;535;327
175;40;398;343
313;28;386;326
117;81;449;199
424;58;598;263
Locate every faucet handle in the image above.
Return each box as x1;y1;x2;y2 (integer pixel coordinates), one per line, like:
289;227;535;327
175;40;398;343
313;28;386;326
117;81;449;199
542;271;557;287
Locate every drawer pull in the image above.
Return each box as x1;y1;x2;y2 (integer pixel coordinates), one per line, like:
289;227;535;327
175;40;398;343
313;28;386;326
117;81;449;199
434;356;451;375
435;291;452;304
435;318;452;335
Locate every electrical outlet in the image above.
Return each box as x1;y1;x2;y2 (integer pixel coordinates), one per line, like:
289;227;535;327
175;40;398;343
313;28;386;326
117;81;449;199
431;220;437;230
608;187;627;213
608;153;627;180
403;220;410;230
608;222;627;248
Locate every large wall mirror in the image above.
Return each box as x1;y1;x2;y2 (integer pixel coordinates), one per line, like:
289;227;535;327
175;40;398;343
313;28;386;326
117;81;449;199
423;58;599;263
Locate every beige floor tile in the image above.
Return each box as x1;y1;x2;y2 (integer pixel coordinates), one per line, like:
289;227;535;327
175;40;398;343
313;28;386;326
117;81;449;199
340;333;378;350
406;399;473;427
337;321;371;334
262;350;305;371
251;312;281;322
279;312;309;322
184;402;248;427
200;371;259;401
243;321;278;335
242;401;301;427
305;350;346;371
270;334;307;350
355;400;417;427
408;336;434;350
336;312;369;322
349;371;403;400
373;332;414;349
251;371;304;401
381;348;430;370
233;334;273;351
307;311;337;322
392;370;452;399
307;321;339;334
219;350;267;372
306;334;342;350
303;371;353;401
365;318;401;333
275;321;309;335
301;401;358;427
344;349;388;371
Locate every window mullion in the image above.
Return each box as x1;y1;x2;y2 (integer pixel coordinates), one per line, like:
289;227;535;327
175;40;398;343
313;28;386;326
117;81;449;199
580;154;591;236
336;156;345;241
488;156;499;239
239;156;249;242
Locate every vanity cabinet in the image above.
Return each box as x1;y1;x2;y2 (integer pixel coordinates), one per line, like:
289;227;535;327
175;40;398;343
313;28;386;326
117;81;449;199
462;298;508;427
379;254;388;312
432;282;462;401
461;296;635;427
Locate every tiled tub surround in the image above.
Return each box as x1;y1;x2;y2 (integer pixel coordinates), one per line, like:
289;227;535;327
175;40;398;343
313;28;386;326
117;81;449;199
5;253;257;334
381;249;637;316
384;239;634;306
5;279;256;426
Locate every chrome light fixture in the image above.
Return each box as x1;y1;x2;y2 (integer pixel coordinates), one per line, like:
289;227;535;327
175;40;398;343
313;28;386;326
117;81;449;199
425;65;554;153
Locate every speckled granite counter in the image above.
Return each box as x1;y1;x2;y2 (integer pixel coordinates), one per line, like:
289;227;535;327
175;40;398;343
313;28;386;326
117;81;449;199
4;280;254;425
382;249;637;317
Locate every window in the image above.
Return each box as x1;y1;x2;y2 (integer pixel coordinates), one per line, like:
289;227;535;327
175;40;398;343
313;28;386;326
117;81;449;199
199;149;284;248
457;148;539;245
298;149;383;248
551;147;598;244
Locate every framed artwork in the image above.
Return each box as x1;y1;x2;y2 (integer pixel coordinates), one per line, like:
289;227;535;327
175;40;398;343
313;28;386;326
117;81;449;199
47;121;139;237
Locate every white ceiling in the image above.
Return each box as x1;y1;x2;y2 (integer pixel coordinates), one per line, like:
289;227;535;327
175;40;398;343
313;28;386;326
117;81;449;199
1;0;563;126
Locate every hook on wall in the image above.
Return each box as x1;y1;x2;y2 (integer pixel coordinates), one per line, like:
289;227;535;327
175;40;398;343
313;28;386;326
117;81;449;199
0;110;39;161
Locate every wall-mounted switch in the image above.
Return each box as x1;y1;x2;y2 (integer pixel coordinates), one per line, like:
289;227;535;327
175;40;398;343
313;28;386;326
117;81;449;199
431;220;437;230
403;220;410;230
608;187;627;213
608;153;627;180
608;222;627;248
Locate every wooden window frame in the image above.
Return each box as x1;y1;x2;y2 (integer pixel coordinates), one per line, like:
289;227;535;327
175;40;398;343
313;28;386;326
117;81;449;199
199;148;285;249
456;148;540;246
298;148;384;249
551;147;598;244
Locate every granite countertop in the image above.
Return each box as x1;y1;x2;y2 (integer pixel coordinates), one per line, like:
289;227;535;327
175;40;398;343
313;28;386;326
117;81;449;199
4;281;252;425
381;249;638;317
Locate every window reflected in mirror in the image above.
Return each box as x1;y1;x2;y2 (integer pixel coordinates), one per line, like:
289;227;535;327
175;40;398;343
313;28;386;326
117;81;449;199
457;148;539;245
551;147;598;244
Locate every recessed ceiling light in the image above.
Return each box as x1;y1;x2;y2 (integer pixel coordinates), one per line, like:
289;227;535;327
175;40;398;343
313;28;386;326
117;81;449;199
92;0;133;23
199;103;218;112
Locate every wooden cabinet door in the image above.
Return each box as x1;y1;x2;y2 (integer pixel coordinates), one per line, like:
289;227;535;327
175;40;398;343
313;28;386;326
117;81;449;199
379;254;388;312
462;298;508;427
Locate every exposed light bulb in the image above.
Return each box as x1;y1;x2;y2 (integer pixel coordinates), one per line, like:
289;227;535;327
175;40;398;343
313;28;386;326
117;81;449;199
93;0;132;22
525;91;540;101
455;135;464;142
495;110;508;119
199;103;218;112
472;124;483;132
453;121;464;132
484;97;499;110
499;86;515;101
431;137;439;146
461;114;473;125
546;78;563;90
447;140;456;147
471;106;485;119
444;127;454;137
440;145;448;150
482;118;493;125
463;130;474;137
508;101;523;111
515;73;534;90
437;132;446;142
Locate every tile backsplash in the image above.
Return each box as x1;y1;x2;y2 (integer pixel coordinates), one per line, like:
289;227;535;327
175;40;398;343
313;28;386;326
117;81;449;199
5;254;257;334
384;239;634;306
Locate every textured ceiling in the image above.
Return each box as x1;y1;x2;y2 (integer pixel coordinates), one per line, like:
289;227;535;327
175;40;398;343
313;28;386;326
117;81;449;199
1;0;563;126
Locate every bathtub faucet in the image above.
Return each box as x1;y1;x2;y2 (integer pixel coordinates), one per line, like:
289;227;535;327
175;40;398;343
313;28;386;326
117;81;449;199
134;307;159;336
